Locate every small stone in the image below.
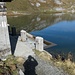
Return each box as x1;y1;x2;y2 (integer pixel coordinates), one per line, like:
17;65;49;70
1;58;6;61
19;69;24;75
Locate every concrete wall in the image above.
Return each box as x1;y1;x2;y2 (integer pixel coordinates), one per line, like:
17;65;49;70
0;15;11;58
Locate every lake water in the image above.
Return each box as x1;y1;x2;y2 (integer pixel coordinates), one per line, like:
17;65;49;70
7;13;75;60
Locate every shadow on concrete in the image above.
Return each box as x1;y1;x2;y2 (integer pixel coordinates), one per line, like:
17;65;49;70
23;55;38;75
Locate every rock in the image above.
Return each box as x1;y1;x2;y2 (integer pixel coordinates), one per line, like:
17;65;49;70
1;58;6;61
19;69;24;75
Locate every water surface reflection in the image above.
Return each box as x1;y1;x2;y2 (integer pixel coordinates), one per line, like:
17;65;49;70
7;13;75;60
7;13;75;32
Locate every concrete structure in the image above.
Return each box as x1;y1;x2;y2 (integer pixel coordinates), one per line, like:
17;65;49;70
0;15;11;58
14;36;35;58
14;30;35;58
0;2;7;12
20;30;26;42
26;32;34;38
0;2;12;59
14;30;44;58
14;30;56;58
35;37;43;51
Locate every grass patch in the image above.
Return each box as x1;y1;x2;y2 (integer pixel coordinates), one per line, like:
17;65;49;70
34;49;75;75
53;53;75;75
0;55;25;75
33;49;52;61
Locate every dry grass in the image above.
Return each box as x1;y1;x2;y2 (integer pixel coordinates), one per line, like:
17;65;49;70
33;50;75;75
33;49;52;61
53;58;75;75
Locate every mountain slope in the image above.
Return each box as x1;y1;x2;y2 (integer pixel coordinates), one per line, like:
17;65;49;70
6;0;75;13
6;0;33;11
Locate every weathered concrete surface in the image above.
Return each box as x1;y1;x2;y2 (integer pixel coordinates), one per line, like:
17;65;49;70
0;15;11;58
35;56;69;75
14;36;35;58
13;30;69;75
14;31;56;58
18;55;69;75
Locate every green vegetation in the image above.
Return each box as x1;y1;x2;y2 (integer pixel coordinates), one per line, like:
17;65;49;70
6;0;33;12
0;55;25;75
0;52;75;75
5;0;62;14
6;0;75;14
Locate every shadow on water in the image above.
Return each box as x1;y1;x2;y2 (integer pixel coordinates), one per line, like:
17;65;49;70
23;55;38;75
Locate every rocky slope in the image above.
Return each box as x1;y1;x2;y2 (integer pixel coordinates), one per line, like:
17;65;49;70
6;0;75;13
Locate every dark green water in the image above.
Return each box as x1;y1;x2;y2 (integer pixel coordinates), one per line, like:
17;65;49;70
7;13;75;60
